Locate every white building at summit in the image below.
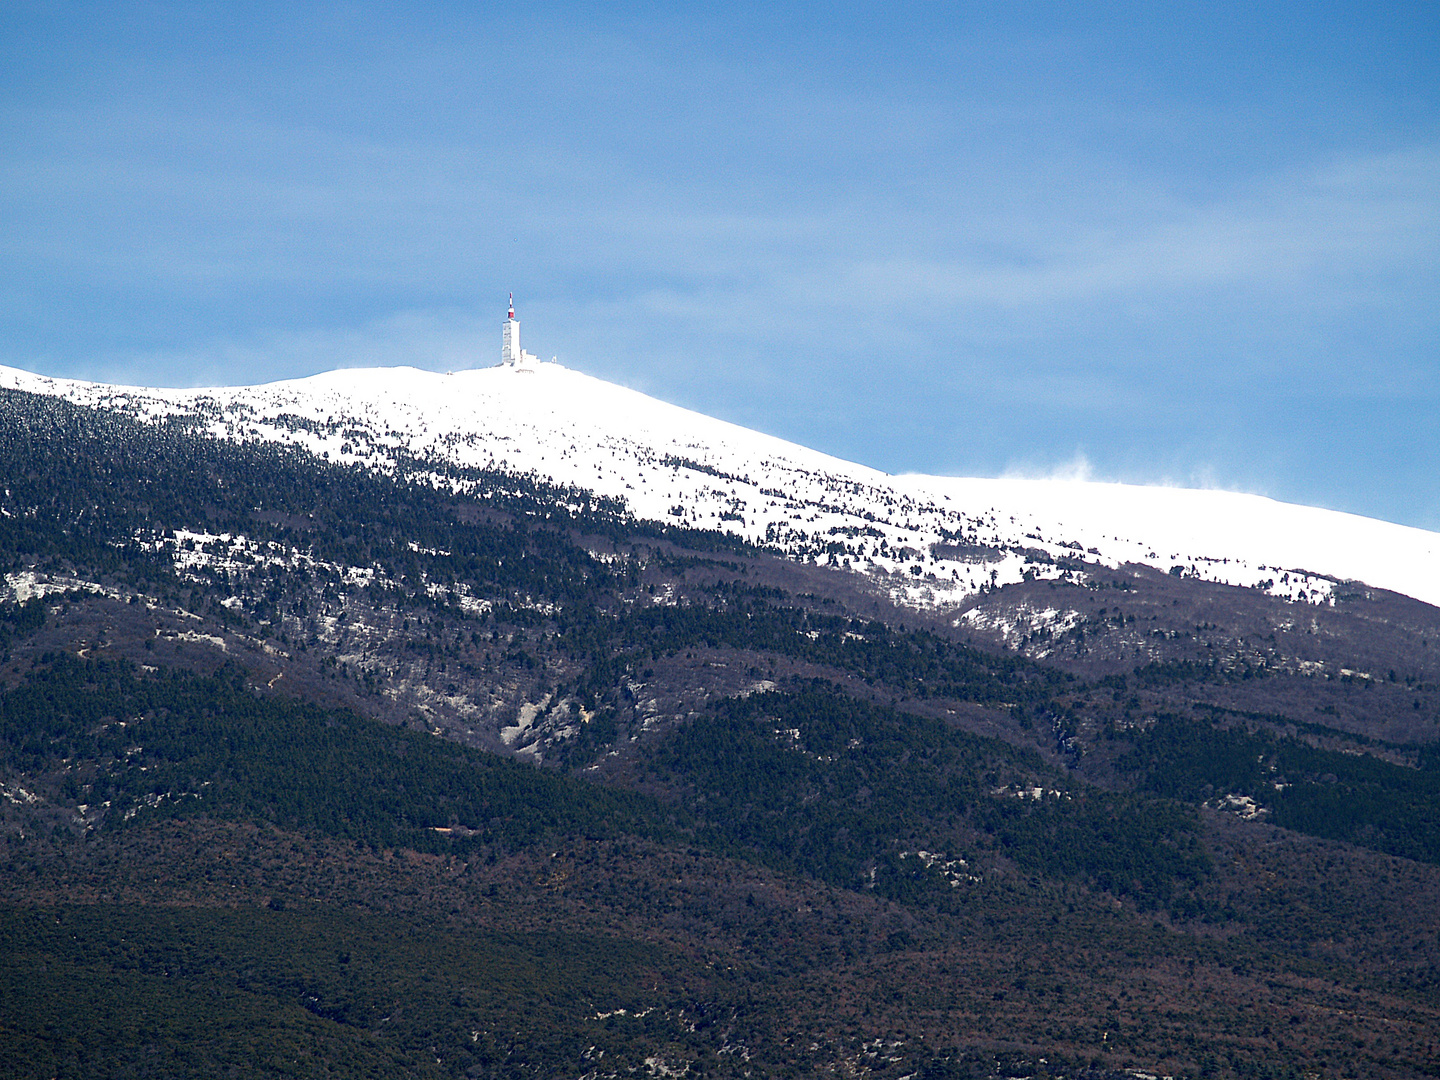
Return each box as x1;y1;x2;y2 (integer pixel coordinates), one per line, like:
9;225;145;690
500;294;543;371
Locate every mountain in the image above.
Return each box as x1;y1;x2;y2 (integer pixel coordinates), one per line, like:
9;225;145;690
6;362;1437;610
1;361;1439;1079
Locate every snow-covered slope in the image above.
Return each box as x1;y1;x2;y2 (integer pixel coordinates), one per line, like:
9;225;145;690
4;362;1438;611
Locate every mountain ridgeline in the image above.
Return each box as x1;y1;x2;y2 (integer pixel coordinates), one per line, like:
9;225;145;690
2;380;1440;1079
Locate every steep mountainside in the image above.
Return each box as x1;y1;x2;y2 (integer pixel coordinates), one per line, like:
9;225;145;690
1;367;1439;1079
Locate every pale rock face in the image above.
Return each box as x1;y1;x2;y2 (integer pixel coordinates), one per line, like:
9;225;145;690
2;361;1437;611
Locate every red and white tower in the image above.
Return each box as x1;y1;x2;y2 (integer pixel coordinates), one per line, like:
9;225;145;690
501;293;540;370
501;293;521;366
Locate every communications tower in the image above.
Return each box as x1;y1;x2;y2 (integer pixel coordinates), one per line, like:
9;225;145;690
501;294;540;370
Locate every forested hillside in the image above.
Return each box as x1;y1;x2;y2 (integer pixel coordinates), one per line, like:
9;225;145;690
3;385;1440;1079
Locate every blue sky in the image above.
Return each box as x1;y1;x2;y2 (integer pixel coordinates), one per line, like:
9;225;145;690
3;2;1438;529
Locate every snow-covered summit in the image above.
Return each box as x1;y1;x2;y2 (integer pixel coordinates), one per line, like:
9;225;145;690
3;361;1437;611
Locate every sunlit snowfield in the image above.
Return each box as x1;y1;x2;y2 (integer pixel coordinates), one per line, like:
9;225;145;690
5;362;1437;612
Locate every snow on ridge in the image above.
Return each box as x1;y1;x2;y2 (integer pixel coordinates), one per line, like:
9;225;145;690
892;473;1440;611
2;361;1437;611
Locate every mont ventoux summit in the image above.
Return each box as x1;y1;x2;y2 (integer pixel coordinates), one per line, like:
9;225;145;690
5;296;1438;614
2;296;1440;1079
